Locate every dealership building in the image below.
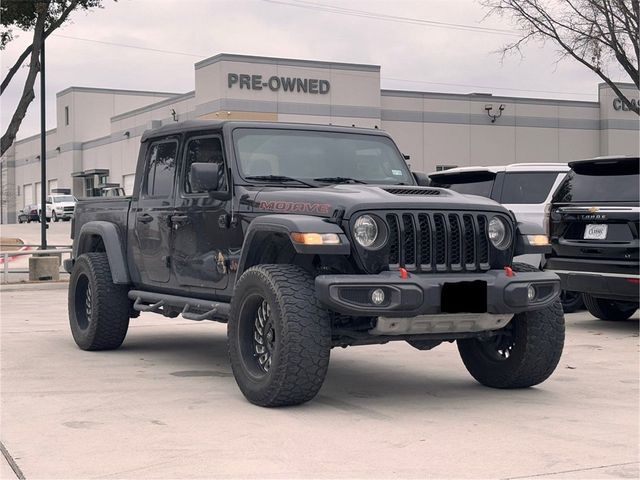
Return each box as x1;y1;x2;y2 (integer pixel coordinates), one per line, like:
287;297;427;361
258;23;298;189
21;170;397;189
1;52;638;223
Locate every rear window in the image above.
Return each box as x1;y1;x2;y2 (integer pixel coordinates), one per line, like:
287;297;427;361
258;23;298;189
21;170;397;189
553;160;639;203
430;172;496;198
501;172;558;204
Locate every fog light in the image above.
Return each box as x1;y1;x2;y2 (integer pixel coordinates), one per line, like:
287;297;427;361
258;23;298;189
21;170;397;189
527;285;536;302
371;288;385;305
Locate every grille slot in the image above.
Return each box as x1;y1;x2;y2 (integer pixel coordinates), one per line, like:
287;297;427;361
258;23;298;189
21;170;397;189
418;214;431;268
463;214;475;266
433;214;447;267
448;214;462;268
477;215;489;264
374;211;492;273
402;214;416;266
387;214;400;265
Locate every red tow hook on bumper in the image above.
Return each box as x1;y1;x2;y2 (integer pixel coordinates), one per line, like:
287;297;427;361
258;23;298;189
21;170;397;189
504;266;515;277
399;267;409;279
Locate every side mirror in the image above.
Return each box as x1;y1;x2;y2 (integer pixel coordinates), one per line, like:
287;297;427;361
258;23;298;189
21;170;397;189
412;171;430;186
190;162;220;192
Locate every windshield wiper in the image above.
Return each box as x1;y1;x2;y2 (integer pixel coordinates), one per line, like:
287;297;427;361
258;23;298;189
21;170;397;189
246;175;317;188
313;176;367;184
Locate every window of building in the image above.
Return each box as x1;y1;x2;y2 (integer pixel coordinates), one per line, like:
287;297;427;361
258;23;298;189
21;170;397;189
23;184;32;208
84;177;95;197
65;106;69;126
501;172;559;204
144;140;178;198
436;165;458;172
183;136;226;194
98;174;108;186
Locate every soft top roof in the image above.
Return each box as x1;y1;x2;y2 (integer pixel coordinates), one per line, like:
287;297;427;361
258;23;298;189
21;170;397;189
140;120;389;142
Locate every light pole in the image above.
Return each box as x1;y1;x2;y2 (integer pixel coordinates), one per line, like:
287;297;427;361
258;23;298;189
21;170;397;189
39;25;47;249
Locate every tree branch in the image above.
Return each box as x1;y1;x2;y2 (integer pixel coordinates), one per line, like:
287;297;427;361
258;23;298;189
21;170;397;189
1;0;80;96
1;2;50;156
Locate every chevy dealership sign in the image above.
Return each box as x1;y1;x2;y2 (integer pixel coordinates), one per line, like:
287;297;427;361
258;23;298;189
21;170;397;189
228;73;330;94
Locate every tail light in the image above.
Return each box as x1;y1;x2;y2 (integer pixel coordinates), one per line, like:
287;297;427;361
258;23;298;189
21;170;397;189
543;203;551;236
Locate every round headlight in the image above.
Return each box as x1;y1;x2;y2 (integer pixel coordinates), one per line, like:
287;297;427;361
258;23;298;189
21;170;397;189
353;215;378;248
488;217;511;249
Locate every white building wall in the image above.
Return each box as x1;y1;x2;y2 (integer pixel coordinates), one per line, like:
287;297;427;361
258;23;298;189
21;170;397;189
2;54;639;223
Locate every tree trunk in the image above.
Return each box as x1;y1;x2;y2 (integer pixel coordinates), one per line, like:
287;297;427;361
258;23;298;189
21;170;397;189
0;4;49;156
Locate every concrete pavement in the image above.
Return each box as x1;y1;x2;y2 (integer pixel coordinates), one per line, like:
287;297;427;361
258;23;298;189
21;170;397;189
1;283;638;479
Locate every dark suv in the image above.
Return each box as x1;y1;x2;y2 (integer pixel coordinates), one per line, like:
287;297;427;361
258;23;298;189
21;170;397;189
546;156;639;321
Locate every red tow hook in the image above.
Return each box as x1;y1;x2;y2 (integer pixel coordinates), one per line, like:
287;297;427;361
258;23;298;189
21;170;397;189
504;266;515;277
399;267;409;279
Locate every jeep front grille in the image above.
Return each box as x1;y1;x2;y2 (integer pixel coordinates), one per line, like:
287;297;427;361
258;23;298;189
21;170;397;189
385;212;490;272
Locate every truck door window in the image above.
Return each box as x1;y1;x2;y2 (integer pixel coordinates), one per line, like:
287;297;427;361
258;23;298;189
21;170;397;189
144;140;178;198
501;172;557;204
183;136;226;194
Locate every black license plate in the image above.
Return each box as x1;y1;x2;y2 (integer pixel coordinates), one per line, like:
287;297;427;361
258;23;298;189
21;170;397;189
441;281;487;313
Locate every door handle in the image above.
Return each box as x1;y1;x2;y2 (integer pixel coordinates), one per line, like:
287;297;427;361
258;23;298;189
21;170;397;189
137;214;153;224
171;214;189;227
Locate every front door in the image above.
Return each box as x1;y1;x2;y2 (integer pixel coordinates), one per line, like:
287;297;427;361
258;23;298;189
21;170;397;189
133;137;179;284
171;134;232;291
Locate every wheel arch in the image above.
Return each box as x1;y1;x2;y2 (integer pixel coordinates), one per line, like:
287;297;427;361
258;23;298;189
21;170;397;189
73;221;130;284
236;214;350;279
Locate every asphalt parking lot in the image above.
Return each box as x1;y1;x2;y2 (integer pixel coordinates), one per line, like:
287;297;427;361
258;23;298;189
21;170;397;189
1;283;638;479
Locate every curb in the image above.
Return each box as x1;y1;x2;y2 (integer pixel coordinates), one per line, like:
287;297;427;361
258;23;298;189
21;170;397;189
0;281;68;292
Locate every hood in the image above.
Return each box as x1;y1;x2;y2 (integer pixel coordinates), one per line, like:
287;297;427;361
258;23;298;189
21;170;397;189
247;184;508;219
52;201;75;207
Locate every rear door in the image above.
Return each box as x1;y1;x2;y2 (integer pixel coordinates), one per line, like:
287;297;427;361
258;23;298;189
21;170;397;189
132;136;179;284
429;171;499;200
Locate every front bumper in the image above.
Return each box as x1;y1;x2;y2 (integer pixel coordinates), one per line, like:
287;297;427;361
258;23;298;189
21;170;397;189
315;269;560;317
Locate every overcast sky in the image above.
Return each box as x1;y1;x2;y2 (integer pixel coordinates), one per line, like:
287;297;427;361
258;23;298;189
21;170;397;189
2;0;622;140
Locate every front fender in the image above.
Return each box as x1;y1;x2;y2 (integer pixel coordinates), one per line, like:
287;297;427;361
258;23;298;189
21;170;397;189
236;214;350;276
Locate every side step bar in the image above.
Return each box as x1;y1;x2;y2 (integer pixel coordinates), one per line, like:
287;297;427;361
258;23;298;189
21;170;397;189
128;290;231;322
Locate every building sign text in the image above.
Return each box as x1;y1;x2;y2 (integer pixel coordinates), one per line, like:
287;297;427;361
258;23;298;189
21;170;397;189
228;73;330;94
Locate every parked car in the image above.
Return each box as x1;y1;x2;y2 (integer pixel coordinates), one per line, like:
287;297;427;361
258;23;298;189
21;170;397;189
65;120;564;407
546;156;639;321
428;163;583;312
18;204;40;223
45;194;77;222
100;187;126;197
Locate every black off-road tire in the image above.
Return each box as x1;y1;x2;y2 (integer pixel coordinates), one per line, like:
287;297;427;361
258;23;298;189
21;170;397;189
560;290;583;313
583;294;638;321
68;253;130;350
52;211;58;222
457;262;565;389
228;265;331;407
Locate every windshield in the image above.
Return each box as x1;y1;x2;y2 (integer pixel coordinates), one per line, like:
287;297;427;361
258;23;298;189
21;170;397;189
233;129;413;185
553;161;639;203
430;171;496;198
52;195;75;202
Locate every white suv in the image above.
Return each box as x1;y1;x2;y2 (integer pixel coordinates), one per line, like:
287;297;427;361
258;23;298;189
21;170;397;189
45;194;77;222
429;163;581;312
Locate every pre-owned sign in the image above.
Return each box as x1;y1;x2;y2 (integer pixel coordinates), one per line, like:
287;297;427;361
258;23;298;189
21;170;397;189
228;73;330;94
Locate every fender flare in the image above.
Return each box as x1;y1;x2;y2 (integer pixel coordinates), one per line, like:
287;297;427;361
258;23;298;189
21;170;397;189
236;214;350;276
73;221;130;284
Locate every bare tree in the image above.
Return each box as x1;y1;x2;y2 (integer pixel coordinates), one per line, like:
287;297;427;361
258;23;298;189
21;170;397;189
483;0;639;115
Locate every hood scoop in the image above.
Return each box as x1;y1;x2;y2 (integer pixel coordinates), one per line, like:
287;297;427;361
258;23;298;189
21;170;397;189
383;187;442;196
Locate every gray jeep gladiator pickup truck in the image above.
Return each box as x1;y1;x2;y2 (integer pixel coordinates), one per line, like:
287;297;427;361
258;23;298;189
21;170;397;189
66;120;564;407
